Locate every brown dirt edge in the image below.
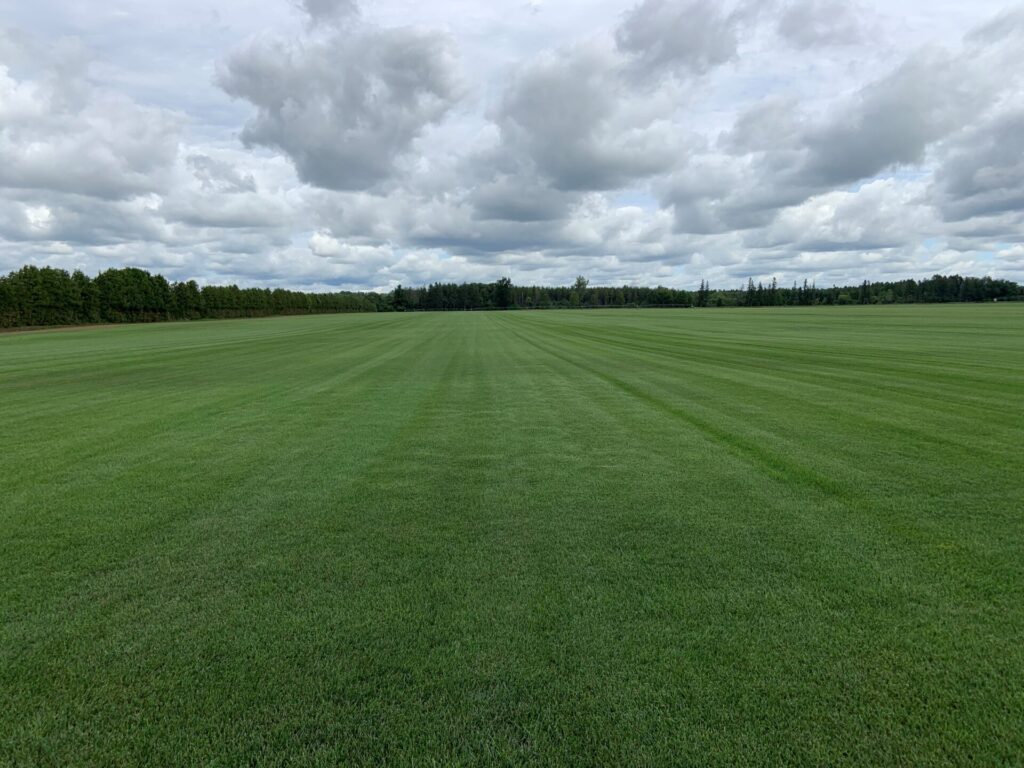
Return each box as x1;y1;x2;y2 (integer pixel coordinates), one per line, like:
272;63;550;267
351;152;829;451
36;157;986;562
0;323;130;336
0;314;315;336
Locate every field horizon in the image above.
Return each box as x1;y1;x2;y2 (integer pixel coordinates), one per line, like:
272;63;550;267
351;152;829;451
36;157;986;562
3;305;1023;765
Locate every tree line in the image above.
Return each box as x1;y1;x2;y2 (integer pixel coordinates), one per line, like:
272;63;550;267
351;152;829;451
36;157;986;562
393;274;1021;311
0;266;378;328
390;276;699;311
727;275;1022;308
1;265;1020;328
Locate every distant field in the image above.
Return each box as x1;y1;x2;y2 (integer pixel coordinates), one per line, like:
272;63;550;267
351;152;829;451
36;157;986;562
2;306;1023;765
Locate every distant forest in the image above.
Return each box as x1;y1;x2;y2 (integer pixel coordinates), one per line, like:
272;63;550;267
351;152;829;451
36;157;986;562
1;265;1020;328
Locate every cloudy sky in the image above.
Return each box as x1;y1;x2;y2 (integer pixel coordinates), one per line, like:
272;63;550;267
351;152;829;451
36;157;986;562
1;0;1022;291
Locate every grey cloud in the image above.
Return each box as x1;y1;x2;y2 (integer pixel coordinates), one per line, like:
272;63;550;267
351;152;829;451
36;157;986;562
797;47;993;188
394;187;679;268
931;108;1024;223
218;25;462;191
160;192;290;230
662;151;811;235
965;4;1024;44
718;97;802;153
794;7;1024;191
298;0;360;24
0;28;34;69
304;189;397;242
945;215;1024;252
776;0;869;49
491;44;682;192
471;176;578;222
0;54;182;200
408;216;568;257
666;15;1022;236
188;154;257;193
0;154;293;257
0;193;169;247
745;180;936;253
615;0;743;77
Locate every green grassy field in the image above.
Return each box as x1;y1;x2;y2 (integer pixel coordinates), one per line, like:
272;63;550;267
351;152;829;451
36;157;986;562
2;305;1023;766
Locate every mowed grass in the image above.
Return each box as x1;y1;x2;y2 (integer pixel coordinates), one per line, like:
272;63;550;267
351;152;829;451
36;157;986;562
2;305;1023;766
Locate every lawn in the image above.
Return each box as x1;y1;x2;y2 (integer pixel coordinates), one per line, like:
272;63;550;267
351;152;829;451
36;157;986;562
2;305;1022;766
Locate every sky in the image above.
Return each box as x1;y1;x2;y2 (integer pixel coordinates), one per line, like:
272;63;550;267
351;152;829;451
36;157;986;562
0;0;1022;291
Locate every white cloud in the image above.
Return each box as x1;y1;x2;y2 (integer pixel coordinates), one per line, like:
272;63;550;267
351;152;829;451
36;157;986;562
0;61;183;200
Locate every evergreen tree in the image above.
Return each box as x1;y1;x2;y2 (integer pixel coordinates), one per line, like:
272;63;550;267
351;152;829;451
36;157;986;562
391;284;408;311
493;277;513;308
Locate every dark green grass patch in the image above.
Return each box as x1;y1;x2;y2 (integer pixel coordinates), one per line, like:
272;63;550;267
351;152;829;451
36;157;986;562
2;306;1023;765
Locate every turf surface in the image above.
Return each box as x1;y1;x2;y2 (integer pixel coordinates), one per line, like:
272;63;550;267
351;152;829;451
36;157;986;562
2;306;1023;765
